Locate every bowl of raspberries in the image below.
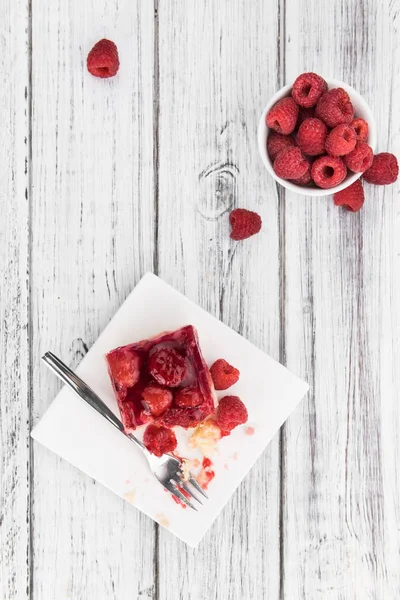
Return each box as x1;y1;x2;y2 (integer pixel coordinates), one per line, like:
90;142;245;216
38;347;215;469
259;72;398;208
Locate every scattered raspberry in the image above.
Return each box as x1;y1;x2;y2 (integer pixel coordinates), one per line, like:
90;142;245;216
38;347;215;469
107;349;141;388
291;72;328;108
148;347;186;387
325;124;357;157
266;97;299;135
87;39;119;78
344;142;374;173
334;179;365;212
229;209;262;241
296;106;315;129
273;147;309;179
296;118;327;156
315;88;354;128
267;132;296;162
141;384;173;417
175;386;203;408
351;118;369;142
210;359;240;390
143;424;177;457
216;396;248;434
311;155;347;189
291;166;312;186
363;152;399;185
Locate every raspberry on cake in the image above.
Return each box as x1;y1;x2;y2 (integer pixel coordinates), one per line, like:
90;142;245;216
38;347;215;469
106;325;216;432
143;424;177;457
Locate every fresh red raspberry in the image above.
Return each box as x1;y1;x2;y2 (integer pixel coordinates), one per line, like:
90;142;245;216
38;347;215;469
296;118;327;156
344;142;374;173
141;384;173;417
87;39;119;78
351;118;369;142
315;88;354;128
175;386;203;408
267;132;296;162
363;152;399;185
291;72;328;108
148;347;186;387
291;166;312;186
273;147;309;179
216;396;248;434
266;97;299;135
229;209;262;241
296;106;315;129
334;179;365;212
325;124;357;157
311;155;347;189
210;359;240;390
143;424;177;457
107;349;141;388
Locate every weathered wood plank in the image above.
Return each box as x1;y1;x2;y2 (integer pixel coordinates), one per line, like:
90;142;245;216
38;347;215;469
283;1;400;597
30;2;156;598
156;1;282;598
0;1;31;598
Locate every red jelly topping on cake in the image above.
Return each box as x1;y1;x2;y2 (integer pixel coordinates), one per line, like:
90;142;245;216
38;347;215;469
106;325;216;432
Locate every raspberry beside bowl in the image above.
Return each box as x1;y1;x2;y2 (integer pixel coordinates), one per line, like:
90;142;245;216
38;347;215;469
258;78;377;197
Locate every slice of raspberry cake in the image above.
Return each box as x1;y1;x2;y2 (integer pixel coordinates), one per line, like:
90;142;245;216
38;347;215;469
106;325;216;432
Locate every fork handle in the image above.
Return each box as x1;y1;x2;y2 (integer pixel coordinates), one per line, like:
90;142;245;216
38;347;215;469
42;351;127;433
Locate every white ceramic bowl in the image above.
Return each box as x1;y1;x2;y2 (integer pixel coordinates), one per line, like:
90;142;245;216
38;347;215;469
258;78;377;196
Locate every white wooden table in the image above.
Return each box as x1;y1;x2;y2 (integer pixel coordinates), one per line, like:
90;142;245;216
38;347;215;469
1;1;399;598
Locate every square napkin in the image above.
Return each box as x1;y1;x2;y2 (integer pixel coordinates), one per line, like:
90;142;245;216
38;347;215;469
32;273;308;547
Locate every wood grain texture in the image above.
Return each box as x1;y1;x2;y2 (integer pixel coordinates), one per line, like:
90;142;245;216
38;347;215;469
30;2;156;598
0;1;31;598
282;0;400;598
156;1;282;598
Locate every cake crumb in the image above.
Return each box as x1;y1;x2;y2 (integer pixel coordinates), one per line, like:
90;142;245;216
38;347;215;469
156;513;170;527
123;489;136;503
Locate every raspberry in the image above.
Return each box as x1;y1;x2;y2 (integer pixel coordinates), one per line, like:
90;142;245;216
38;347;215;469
273;147;309;179
315;88;354;128
351;118;369;142
291;166;312;186
344;142;374;173
161;407;204;429
325;124;357;157
87;39;119;78
291;72;328;108
363;152;399;185
229;209;262;241
266;97;299;135
296;118;327;156
107;349;141;388
296;106;315;129
267;132;296;162
216;396;248;434
143;424;177;457
334;179;365;212
210;359;240;390
141;384;173;417
311;155;347;189
175;386;203;408
148;347;186;387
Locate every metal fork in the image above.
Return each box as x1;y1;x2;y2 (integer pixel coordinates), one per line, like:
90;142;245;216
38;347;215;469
42;352;207;510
